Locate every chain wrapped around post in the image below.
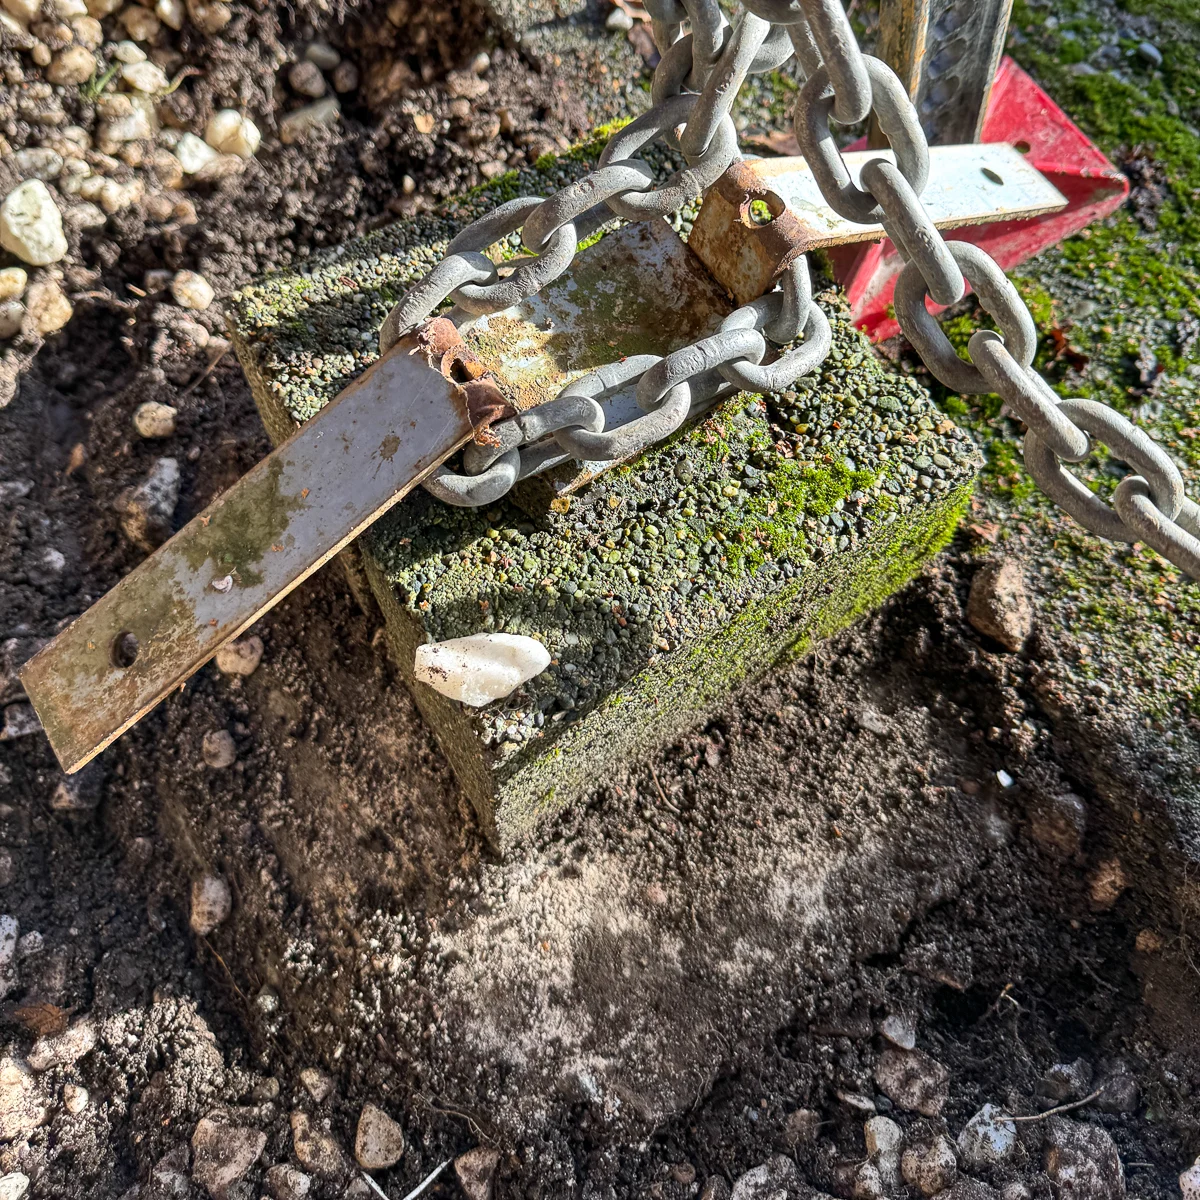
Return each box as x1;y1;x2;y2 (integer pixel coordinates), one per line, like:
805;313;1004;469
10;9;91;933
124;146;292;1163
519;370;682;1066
376;0;1200;583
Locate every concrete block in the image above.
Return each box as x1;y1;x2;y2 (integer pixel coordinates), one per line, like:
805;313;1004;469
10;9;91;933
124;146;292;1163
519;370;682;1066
230;142;979;851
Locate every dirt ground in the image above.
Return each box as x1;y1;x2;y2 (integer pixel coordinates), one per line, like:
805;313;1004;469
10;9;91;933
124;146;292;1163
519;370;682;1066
2;0;1200;1197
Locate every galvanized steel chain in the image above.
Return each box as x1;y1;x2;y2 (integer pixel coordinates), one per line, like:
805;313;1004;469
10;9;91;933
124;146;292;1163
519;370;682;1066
780;2;1200;580
383;0;836;509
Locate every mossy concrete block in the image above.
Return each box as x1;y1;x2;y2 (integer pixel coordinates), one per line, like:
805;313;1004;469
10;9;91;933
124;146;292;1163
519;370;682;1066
230;148;980;851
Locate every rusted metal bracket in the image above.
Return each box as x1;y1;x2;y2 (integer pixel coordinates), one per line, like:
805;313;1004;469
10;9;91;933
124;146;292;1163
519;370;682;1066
21;327;503;774
874;0;1015;146
688;144;1066;308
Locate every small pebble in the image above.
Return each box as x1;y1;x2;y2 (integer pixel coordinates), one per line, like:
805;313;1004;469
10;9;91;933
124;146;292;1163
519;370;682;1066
874;1048;950;1116
1181;1158;1200;1200
155;0;183;27
957;1103;1017;1169
0;180;69;266
190;873;232;934
25;278;73;335
171;269;215;311
299;1067;333;1103
191;1118;266;1197
46;45;96;85
879;1012;916;1050
201;729;236;769
215;635;263;677
279;97;341;144
0;302;23;341
175;132;219;174
0;268;27;302
27;1019;97;1071
331;61;358;93
204;108;261;158
304;40;339;70
288;60;326;97
121;60;169;92
62;1084;88;1114
113;39;145;62
606;4;633;30
967;557;1033;651
0;1175;29;1200
901;1136;957;1197
1089;858;1128;909
354;1102;405;1170
115;456;179;549
133;401;177;439
454;1147;500;1200
414;633;550;706
265;1164;311;1200
187;0;231;33
1136;40;1163;68
118;3;160;39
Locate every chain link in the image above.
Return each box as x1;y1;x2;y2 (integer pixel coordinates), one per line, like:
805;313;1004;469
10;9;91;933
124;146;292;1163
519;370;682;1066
378;0;1200;581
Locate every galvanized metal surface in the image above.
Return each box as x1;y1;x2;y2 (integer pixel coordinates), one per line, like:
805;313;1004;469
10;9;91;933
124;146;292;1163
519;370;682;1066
21;332;487;773
874;0;1014;145
689;144;1066;305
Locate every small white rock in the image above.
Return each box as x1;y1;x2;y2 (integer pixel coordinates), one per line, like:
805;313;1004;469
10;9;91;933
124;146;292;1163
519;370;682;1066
190;874;232;934
28;1020;97;1071
879;1012;917;1050
62;1083;88;1113
215;635;263;677
171;269;214;311
0;1174;30;1200
175;131;219;174
958;1103;1017;1170
606;5;633;31
354;1102;405;1170
191;1118;267;1197
1181;1158;1200;1200
118;2;160;40
155;0;183;28
25;278;73;335
70;14;102;45
186;0;230;33
0;268;27;302
201;729;236;768
52;0;87;16
265;1164;311;1200
113;38;146;62
133;401;177;438
0;302;23;341
279;97;340;145
120;59;169;93
204;108;261;158
67;202;107;230
304;40;339;70
0;180;69;267
0;0;38;26
46;45;96;85
864;1115;902;1158
414;633;551;706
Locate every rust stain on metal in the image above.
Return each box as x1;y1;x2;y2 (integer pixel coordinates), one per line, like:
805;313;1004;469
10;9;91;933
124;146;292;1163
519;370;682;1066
688;159;809;310
413;315;515;446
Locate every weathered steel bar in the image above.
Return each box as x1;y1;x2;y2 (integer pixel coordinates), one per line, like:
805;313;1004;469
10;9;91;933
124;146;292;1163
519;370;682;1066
21;329;497;773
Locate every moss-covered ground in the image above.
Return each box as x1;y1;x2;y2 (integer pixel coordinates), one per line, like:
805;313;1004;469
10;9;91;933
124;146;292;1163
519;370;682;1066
912;0;1200;720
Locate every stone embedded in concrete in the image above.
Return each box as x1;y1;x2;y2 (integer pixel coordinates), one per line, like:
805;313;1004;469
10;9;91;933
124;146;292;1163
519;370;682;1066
230;139;978;851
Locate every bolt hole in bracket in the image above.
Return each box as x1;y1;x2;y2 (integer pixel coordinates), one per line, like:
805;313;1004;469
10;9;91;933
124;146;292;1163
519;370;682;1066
689;141;1067;311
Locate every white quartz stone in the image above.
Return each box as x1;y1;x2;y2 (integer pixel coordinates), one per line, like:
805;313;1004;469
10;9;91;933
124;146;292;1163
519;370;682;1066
0;180;68;266
414;633;551;706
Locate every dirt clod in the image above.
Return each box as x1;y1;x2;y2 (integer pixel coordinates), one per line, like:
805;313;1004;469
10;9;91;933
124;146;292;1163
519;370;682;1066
967;557;1033;651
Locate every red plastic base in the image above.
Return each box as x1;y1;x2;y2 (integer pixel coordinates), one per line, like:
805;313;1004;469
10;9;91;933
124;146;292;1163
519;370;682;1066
829;57;1130;342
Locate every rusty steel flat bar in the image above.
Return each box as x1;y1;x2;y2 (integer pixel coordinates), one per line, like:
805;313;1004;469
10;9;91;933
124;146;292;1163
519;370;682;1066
21;329;495;774
689;144;1066;306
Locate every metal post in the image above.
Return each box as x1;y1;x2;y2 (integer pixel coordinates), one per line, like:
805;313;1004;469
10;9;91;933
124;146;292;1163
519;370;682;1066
873;0;1015;145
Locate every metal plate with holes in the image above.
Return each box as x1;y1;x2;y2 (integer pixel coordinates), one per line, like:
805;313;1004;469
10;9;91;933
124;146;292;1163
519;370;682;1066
21;336;479;773
689;144;1067;306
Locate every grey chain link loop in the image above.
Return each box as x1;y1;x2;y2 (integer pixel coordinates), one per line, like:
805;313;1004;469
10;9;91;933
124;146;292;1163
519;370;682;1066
598;94;740;222
893;240;1036;394
860;158;963;308
447;197;578;316
796;0;871;124
1023;399;1184;544
785;14;822;80
423;449;521;508
968;331;1090;463
1114;483;1200;580
794;55;929;224
521;163;654;255
717;287;832;394
379;253;496;355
